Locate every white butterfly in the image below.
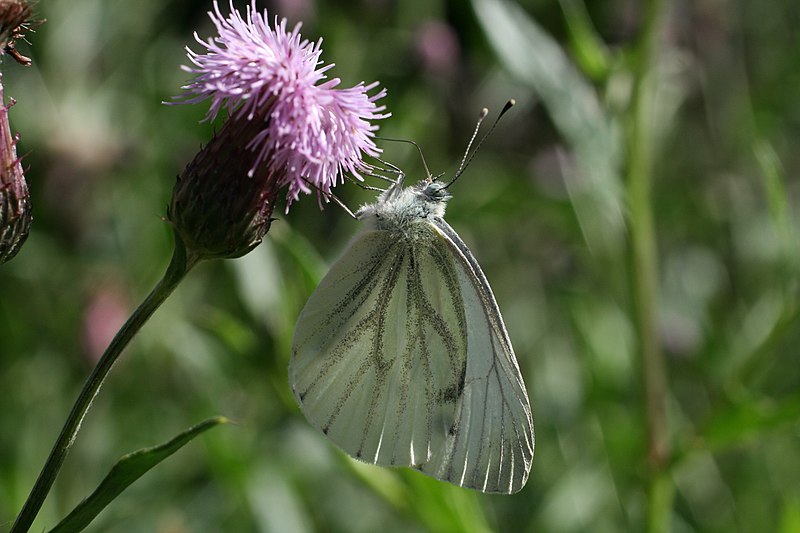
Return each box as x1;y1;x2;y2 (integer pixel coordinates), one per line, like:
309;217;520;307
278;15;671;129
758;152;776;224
290;135;534;494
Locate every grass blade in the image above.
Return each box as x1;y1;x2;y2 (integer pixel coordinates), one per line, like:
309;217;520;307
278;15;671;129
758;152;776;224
48;416;229;533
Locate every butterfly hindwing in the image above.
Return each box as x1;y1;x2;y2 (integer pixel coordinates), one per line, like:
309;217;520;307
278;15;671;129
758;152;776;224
415;219;533;493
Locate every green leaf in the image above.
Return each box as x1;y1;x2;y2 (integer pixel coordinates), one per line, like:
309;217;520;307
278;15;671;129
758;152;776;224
779;494;800;533
558;0;611;81
48;416;229;533
754;138;799;279
472;0;623;255
700;395;800;451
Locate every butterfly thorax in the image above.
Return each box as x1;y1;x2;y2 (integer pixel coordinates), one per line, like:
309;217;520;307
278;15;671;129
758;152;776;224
357;179;452;239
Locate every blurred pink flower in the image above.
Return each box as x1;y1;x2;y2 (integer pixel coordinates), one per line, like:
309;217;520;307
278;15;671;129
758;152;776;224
415;20;460;78
177;0;389;205
82;285;130;363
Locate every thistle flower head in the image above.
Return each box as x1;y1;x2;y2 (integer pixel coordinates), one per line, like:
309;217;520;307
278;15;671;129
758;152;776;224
177;0;388;206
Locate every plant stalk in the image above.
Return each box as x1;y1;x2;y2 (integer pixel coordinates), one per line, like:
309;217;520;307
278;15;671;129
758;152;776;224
625;0;673;530
10;237;198;533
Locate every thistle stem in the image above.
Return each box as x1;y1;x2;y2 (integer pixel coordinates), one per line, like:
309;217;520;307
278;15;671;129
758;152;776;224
625;0;673;530
10;237;199;533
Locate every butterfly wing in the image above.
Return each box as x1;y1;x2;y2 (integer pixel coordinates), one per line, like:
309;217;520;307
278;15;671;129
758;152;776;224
418;218;534;493
290;229;466;468
290;221;534;493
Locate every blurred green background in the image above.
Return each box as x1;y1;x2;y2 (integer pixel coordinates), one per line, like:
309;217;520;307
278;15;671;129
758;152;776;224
1;0;800;531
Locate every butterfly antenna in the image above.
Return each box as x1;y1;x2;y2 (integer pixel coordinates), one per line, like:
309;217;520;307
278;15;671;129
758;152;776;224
444;98;516;189
374;136;433;180
457;108;489;175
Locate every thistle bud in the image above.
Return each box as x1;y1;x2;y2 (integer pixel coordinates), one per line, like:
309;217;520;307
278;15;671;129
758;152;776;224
168;113;278;260
0;76;30;264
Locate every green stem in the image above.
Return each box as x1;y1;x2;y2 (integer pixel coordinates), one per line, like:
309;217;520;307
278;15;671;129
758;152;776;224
625;0;672;530
10;238;199;533
646;472;676;533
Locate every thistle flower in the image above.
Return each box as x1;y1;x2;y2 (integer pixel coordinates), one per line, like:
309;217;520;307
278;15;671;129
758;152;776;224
169;0;388;260
0;74;30;264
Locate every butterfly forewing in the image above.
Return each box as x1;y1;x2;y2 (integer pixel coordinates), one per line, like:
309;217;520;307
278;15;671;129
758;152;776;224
291;228;468;467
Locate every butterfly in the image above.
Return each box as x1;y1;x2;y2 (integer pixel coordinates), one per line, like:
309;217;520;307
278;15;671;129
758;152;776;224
289;106;534;494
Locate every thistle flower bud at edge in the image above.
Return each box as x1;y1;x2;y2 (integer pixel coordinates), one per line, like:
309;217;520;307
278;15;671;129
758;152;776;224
0;0;39;67
0;75;31;264
0;0;32;48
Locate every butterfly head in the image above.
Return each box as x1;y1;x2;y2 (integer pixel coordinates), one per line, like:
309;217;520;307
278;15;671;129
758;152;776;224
418;178;453;204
